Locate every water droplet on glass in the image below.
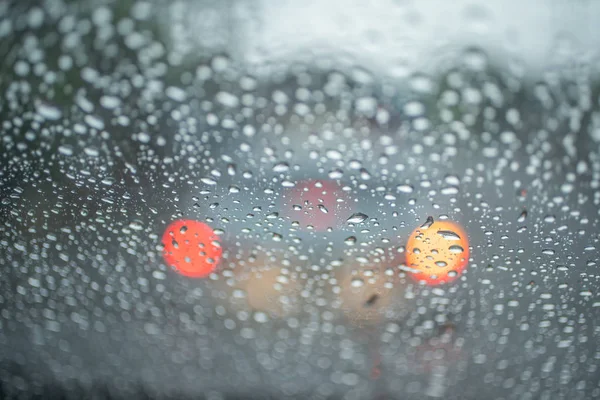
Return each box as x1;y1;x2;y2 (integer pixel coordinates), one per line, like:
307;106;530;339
397;184;414;194
344;236;357;246
36;102;62;120
58;145;74;156
350;277;364;288
517;210;528;223
420;216;434;229
273;162;290;173
441;186;459;195
326;149;343;160
201;177;217;185
437;230;462;241
328;169;344;179
271;232;283;242
449;245;464;253
347;213;368;224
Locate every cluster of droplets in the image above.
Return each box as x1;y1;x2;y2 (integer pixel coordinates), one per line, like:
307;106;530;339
1;0;600;398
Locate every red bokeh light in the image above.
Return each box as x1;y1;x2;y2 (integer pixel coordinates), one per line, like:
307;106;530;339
161;219;222;278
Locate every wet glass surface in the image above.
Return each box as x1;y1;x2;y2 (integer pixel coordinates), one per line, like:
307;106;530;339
1;1;600;399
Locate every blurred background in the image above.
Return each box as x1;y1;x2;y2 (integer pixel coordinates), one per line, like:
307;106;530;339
1;0;600;399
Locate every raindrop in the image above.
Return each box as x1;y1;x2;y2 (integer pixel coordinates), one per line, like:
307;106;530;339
254;312;269;323
84;147;99;157
444;175;461;185
129;220;144;231
344;236;357;246
201;177;217;185
271;232;283;242
273;162;290;173
58;145;74;156
437;230;462;240
166;86;187;102
359;168;371;180
396;184;414;193
346;213;368;224
328;169;344;179
449;245;464;253
350;277;364;288
322;149;342;161
441;186;459;195
216;91;239;107
420;216;434;229
36;102;62;120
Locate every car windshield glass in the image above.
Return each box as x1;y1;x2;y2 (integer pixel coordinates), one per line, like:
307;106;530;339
1;1;600;399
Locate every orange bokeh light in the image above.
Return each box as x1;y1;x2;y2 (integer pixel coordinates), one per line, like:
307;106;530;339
405;220;469;286
161;219;222;278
